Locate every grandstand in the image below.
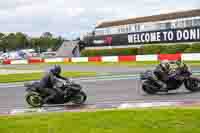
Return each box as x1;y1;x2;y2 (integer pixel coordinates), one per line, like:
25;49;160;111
83;9;200;47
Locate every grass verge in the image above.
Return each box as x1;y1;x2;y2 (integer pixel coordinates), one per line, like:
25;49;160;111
0;72;96;83
2;61;200;69
47;61;200;67
1;108;200;133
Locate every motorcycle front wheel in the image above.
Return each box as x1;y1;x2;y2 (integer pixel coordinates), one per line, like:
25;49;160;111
71;91;87;104
25;92;43;107
184;78;200;92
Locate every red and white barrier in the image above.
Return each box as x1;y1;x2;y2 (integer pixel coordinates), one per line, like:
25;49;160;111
102;56;118;62
182;53;200;61
71;57;88;62
88;56;102;62
3;59;11;64
2;53;200;65
136;55;157;61
10;60;28;65
28;58;44;64
158;53;181;61
44;58;64;63
118;55;136;62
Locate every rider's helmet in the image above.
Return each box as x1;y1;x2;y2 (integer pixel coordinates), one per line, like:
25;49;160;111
160;60;170;72
50;65;61;75
175;59;182;66
173;60;185;69
172;59;188;72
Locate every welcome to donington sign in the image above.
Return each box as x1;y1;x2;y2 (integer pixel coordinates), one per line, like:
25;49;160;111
128;27;200;44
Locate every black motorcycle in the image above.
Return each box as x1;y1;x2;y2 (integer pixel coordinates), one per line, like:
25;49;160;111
24;79;87;107
140;67;200;94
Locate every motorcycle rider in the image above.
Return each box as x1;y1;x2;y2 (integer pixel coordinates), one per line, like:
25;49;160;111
168;60;190;80
153;60;170;90
38;65;69;104
153;60;187;90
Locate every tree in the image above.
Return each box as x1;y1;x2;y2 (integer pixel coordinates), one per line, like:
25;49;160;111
0;34;10;52
30;38;41;53
0;33;4;39
6;33;16;50
15;32;29;49
41;32;53;38
0;32;64;52
0;33;5;52
53;36;64;50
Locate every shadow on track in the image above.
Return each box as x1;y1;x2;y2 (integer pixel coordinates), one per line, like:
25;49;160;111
141;91;200;96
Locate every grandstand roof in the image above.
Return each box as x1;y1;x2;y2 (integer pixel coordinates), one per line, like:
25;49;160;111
96;9;200;28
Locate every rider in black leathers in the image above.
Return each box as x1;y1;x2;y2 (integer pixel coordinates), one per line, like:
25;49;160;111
153;60;187;90
38;65;69;104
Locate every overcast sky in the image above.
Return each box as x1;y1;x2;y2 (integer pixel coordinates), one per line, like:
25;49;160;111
0;0;199;39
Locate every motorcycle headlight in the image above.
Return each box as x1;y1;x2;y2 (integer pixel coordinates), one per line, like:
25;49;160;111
24;82;32;87
24;83;29;87
68;78;72;83
140;74;145;80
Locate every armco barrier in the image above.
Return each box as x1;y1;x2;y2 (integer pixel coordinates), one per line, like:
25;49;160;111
2;53;200;65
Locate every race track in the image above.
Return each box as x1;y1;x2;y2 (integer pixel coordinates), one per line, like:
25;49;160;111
1;65;200;113
0;63;153;73
1;77;200;113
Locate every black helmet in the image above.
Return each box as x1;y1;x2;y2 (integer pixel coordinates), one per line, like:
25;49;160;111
160;60;170;72
50;65;61;75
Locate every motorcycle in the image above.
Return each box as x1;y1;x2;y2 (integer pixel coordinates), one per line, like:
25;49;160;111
140;67;200;94
24;78;87;107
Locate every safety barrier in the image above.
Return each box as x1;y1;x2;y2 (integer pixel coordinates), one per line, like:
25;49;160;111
118;55;136;62
71;57;88;62
28;58;44;64
158;53;182;61
136;55;157;61
2;53;200;65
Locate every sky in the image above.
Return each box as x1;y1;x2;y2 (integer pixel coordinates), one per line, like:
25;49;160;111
0;0;199;39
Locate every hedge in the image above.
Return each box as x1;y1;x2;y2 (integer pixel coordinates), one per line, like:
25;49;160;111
81;43;200;56
81;47;138;56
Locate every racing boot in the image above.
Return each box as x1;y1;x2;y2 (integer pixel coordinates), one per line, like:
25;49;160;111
42;96;51;105
42;93;57;105
156;81;168;92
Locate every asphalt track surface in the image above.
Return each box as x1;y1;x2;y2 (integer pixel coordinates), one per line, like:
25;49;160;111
0;64;154;74
1;63;200;74
1;78;200;113
1;65;200;113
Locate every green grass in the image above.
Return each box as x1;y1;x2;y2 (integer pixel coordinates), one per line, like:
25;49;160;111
47;61;160;67
2;61;200;70
0;72;97;83
48;61;200;67
1;108;200;133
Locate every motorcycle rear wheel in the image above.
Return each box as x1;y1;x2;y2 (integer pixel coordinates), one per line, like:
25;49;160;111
25;92;43;107
142;81;158;94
